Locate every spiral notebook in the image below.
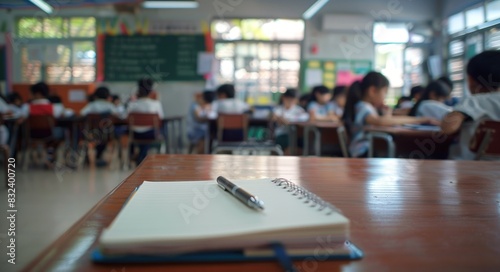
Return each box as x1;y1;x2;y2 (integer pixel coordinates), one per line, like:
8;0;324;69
94;178;361;263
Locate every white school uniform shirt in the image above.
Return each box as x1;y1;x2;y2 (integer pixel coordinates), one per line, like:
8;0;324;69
349;101;378;157
416;100;452;120
20;98;64;118
449;92;500;160
80;99;118;116
329;101;344;117
127;98;165;133
214;98;249;114
273;105;309;136
307;101;335;118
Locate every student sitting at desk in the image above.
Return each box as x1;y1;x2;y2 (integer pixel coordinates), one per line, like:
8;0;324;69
127;78;165;165
6;92;24;118
408;81;452;121
80;87;118;116
213;84;249;114
442;51;500;160
187;91;215;154
20;82;66;165
307;85;339;121
272;88;309;153
342;72;437;157
330;85;347;117
80;86;119;166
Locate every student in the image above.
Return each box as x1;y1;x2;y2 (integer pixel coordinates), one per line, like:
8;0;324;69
80;87;118;166
7;93;24;117
307;85;338;121
442;51;500;160
80;86;117;116
408;81;452;121
400;85;424;109
395;96;411;109
330;86;347;117
342;72;436;157
299;93;311;111
111;94;126;119
0;93;10;145
127;78;165;165
187;91;215;154
20;82;65;166
214;84;249;114
272;88;309;152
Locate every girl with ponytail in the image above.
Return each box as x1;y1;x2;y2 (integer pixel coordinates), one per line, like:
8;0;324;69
342;71;437;157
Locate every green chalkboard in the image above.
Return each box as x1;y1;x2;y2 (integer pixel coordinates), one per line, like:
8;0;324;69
104;35;206;82
0;46;5;81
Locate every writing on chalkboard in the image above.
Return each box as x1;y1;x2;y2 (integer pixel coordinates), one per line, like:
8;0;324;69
104;35;206;82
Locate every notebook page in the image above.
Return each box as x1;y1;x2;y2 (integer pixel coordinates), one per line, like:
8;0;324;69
100;179;348;246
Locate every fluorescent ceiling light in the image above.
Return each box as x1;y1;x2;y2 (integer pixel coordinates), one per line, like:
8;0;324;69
143;1;199;9
303;0;330;20
29;0;53;14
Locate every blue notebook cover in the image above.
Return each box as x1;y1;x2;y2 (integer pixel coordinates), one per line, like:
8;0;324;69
91;241;363;264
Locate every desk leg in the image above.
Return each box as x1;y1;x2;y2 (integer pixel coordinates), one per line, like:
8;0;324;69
204;128;210;154
288;125;297;156
164;121;170;154
178;119;184;153
9;124;19;158
303;126;309;156
314;127;321;156
72;122;78;151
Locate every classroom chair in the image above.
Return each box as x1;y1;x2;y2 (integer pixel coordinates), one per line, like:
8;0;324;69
337;126;350;158
212;114;283;155
82;113;120;169
127;113;164;168
367;132;396;158
469;120;500;160
20;115;57;170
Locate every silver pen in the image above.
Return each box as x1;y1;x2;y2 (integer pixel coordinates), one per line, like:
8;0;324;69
216;176;265;210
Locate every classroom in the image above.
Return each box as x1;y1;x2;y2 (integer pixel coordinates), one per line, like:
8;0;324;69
0;0;499;271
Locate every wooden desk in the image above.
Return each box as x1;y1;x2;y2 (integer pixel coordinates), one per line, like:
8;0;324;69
205;117;271;154
288;121;340;156
24;155;500;271
364;126;454;159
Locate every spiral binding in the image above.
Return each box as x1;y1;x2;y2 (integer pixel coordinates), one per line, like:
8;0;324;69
271;178;341;215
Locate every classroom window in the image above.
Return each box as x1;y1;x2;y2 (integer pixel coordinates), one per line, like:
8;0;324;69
448;13;465;35
487;27;500;49
16;17;96;83
212;19;304;41
487;0;500;22
465;6;485;29
212;19;303;98
373;23;409;44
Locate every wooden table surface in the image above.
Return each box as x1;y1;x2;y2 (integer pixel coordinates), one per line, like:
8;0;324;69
23;155;500;272
364;125;443;137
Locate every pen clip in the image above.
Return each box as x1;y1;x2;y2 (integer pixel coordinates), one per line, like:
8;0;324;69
217;183;227;191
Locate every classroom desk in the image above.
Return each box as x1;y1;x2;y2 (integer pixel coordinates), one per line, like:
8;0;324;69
204;117;271;154
364;125;454;159
14;116;185;156
22;155;500;271
288;121;340;156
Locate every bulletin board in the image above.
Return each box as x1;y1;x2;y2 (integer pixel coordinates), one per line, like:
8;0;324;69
300;59;372;92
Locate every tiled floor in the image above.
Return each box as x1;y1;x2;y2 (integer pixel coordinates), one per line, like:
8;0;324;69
0;167;132;272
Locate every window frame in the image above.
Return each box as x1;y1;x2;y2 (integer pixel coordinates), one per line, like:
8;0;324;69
14;16;97;84
211;18;304;98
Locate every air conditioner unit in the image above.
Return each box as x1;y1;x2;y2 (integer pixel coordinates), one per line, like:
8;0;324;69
322;14;374;32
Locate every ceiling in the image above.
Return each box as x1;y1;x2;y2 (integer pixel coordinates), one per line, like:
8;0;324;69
0;0;444;22
0;0;139;9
